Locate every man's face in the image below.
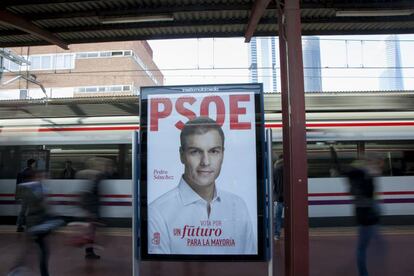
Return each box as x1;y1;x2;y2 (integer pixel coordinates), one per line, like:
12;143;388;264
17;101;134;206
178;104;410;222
180;129;224;189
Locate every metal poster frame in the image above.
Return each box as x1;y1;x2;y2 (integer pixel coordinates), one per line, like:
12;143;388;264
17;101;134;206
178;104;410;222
132;130;141;275
139;83;266;261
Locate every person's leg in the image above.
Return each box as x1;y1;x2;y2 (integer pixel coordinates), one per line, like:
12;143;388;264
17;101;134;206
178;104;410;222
8;234;30;274
16;202;27;231
357;225;374;276
274;202;284;238
85;223;100;259
34;234;49;276
273;202;277;235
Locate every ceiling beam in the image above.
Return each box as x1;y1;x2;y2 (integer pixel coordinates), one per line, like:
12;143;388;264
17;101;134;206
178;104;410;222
0;18;264;36
244;0;272;43
2;15;414;37
3;26;414;49
25;5;254;21
0;9;68;49
0;0;103;8
7;1;414;22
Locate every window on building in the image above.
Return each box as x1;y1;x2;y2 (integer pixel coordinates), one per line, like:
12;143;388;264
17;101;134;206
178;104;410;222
111;86;122;92
87;52;99;58
41;56;51;69
77;50;133;59
10;60;20;71
76;53;88;58
54;54;73;69
85;87;97;93
100;52;111;57
74;85;133;94
30;56;42;70
73;49;159;86
28;54;74;70
111;51;123;56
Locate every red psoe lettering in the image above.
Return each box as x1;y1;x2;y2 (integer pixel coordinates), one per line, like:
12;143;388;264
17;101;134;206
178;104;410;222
229;94;251;130
200;96;225;126
150;98;172;131
175;96;197;130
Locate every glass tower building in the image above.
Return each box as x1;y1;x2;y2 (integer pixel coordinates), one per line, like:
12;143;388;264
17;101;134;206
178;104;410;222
249;36;322;92
379;35;404;91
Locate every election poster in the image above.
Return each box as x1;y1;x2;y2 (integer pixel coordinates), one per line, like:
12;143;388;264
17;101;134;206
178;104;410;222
139;84;265;261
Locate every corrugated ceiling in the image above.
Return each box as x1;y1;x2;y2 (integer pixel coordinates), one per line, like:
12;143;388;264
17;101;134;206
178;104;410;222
0;0;413;47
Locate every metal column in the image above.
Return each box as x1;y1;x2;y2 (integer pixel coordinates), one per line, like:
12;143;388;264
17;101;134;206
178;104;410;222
278;0;309;275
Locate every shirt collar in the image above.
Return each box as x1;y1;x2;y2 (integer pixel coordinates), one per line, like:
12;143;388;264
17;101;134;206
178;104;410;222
178;177;221;206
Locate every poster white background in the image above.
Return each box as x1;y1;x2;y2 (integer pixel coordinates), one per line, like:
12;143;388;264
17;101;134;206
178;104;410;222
147;91;258;240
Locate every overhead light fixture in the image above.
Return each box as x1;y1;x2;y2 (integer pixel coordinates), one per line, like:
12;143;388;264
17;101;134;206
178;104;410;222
336;9;413;17
100;14;174;24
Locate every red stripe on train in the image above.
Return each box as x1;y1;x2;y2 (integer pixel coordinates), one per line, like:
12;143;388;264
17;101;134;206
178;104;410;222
44;194;131;198
2;192;414;198
39;126;139;132
309;191;414;197
3;121;414;133
0;193;132;198
267;122;414;128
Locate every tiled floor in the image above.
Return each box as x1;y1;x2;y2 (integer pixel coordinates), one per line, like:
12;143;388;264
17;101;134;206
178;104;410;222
0;226;413;276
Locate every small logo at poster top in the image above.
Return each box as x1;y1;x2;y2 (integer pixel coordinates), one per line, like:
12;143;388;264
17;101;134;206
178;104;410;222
152;232;160;245
182;86;219;93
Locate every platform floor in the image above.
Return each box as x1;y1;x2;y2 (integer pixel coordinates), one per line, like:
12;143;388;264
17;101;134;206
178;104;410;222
0;225;413;275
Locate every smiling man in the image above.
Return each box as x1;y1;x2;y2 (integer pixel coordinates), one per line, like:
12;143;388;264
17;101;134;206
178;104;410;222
148;116;256;255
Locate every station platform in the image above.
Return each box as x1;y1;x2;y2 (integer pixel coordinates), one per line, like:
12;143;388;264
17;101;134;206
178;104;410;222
0;225;413;276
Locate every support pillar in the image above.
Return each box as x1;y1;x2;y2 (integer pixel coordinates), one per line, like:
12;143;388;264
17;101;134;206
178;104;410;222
277;0;309;275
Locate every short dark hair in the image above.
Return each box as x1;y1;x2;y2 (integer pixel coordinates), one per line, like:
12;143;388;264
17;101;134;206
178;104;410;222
27;159;36;167
180;116;225;149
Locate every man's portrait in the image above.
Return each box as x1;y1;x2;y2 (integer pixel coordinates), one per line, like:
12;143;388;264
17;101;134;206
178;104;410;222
148;116;256;255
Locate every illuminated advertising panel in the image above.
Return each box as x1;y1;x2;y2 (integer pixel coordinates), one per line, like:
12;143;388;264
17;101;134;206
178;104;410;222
140;84;265;261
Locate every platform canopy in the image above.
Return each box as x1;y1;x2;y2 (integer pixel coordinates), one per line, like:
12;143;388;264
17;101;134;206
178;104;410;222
0;0;413;49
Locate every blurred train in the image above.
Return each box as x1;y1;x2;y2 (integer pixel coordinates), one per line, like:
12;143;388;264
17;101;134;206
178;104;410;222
0;92;413;226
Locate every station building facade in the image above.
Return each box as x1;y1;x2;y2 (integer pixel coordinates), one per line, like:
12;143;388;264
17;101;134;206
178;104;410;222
0;40;163;99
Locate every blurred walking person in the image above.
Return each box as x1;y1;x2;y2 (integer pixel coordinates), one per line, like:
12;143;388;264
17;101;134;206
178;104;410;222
273;155;284;241
15;159;37;232
345;157;384;276
75;157;113;259
8;170;63;276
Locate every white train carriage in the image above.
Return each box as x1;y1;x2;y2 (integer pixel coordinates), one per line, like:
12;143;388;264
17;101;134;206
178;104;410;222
0;92;413;225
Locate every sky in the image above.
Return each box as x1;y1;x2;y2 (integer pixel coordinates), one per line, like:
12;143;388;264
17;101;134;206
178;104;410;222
149;38;250;86
149;34;414;92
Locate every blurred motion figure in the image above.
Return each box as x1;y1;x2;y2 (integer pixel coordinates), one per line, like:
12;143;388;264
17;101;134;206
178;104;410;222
9;170;63;276
15;159;37;232
75;157;113;259
345;156;384;276
273;155;284;241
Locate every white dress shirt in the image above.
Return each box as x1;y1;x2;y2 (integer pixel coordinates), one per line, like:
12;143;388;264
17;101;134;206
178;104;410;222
148;177;256;255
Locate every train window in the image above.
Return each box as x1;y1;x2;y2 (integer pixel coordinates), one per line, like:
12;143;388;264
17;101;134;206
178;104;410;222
272;140;414;178
47;144;132;179
273;142;358;178
307;142;358;177
0;144;132;180
365;141;414;176
0;147;21;178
